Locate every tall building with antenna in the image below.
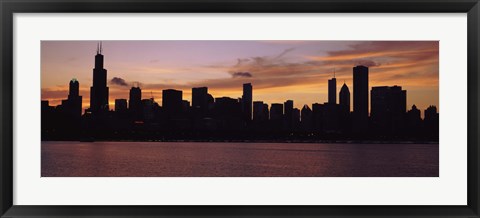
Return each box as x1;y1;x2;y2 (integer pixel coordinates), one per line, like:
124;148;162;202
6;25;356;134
89;42;109;115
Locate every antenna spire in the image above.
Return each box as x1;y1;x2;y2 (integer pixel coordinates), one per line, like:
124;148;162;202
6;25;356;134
334;68;336;78
100;41;102;54
96;42;99;54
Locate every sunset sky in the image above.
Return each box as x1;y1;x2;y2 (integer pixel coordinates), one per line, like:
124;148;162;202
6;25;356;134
41;40;439;114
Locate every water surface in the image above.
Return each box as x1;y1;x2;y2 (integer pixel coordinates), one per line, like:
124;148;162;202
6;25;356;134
41;141;439;177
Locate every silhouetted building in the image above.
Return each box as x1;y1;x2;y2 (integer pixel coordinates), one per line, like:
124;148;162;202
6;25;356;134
215;97;240;112
292;108;300;130
41;100;50;110
191;88;213;130
129;86;142;121
45;79;83;139
114;99;129;124
270;103;283;121
338;82;351;133
407;105;422;136
312;103;324;132
66;78;82;118
353;65;369;134
263;103;269;121
370;86;407;135
425;106;439;121
252;101;269;132
162;89;183;116
214;97;242;131
192;87;209;113
142;98;156;121
328;77;337;104
339;82;350;111
41;100;55;139
115;99;128;113
69;78;79;96
424;105;439;137
284;100;294;130
89;42;109;115
323;103;341;133
269;103;284;131
242;83;253;122
253;101;267;122
182;100;190;112
207;94;214;109
301;105;313;131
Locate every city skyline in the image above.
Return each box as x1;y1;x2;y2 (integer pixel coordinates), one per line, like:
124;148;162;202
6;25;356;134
41;42;439;145
41;40;439;115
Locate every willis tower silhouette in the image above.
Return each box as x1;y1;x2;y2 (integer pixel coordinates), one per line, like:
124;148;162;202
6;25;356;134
89;42;109;115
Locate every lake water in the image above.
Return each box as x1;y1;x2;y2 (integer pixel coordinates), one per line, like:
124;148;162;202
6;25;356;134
41;141;439;177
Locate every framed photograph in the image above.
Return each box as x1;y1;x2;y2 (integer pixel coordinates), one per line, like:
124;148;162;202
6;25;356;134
1;0;479;217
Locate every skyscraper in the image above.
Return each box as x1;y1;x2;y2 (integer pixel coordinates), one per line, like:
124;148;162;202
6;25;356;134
192;87;209;113
292;108;300;130
339;83;351;134
262;103;269;121
214;97;242;129
69;78;79;98
407;105;422;135
284;100;294;130
353;65;369;133
182;100;190;112
242;83;253;122
339;83;350;111
301;105;313;131
253;101;267;122
56;78;83;136
312;103;324;132
328;77;337;104
67;78;82;117
424;105;439;137
370;86;407;134
162;89;183;116
142;98;156;121
270;103;283;121
425;106;439;122
115;99;128;113
270;103;284;131
129;86;142;120
89;42;109;115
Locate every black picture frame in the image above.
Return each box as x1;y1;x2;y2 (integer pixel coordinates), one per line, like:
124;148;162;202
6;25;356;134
1;0;479;217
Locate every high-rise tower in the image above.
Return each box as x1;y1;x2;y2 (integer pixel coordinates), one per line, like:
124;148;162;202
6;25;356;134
162;89;183;116
242;83;253;122
89;42;109;115
192;87;209;112
339;82;350;111
353;65;369;133
370;86;407;134
67;78;82;117
129;86;142;120
69;78;79;98
284;100;294;130
328;75;337;105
